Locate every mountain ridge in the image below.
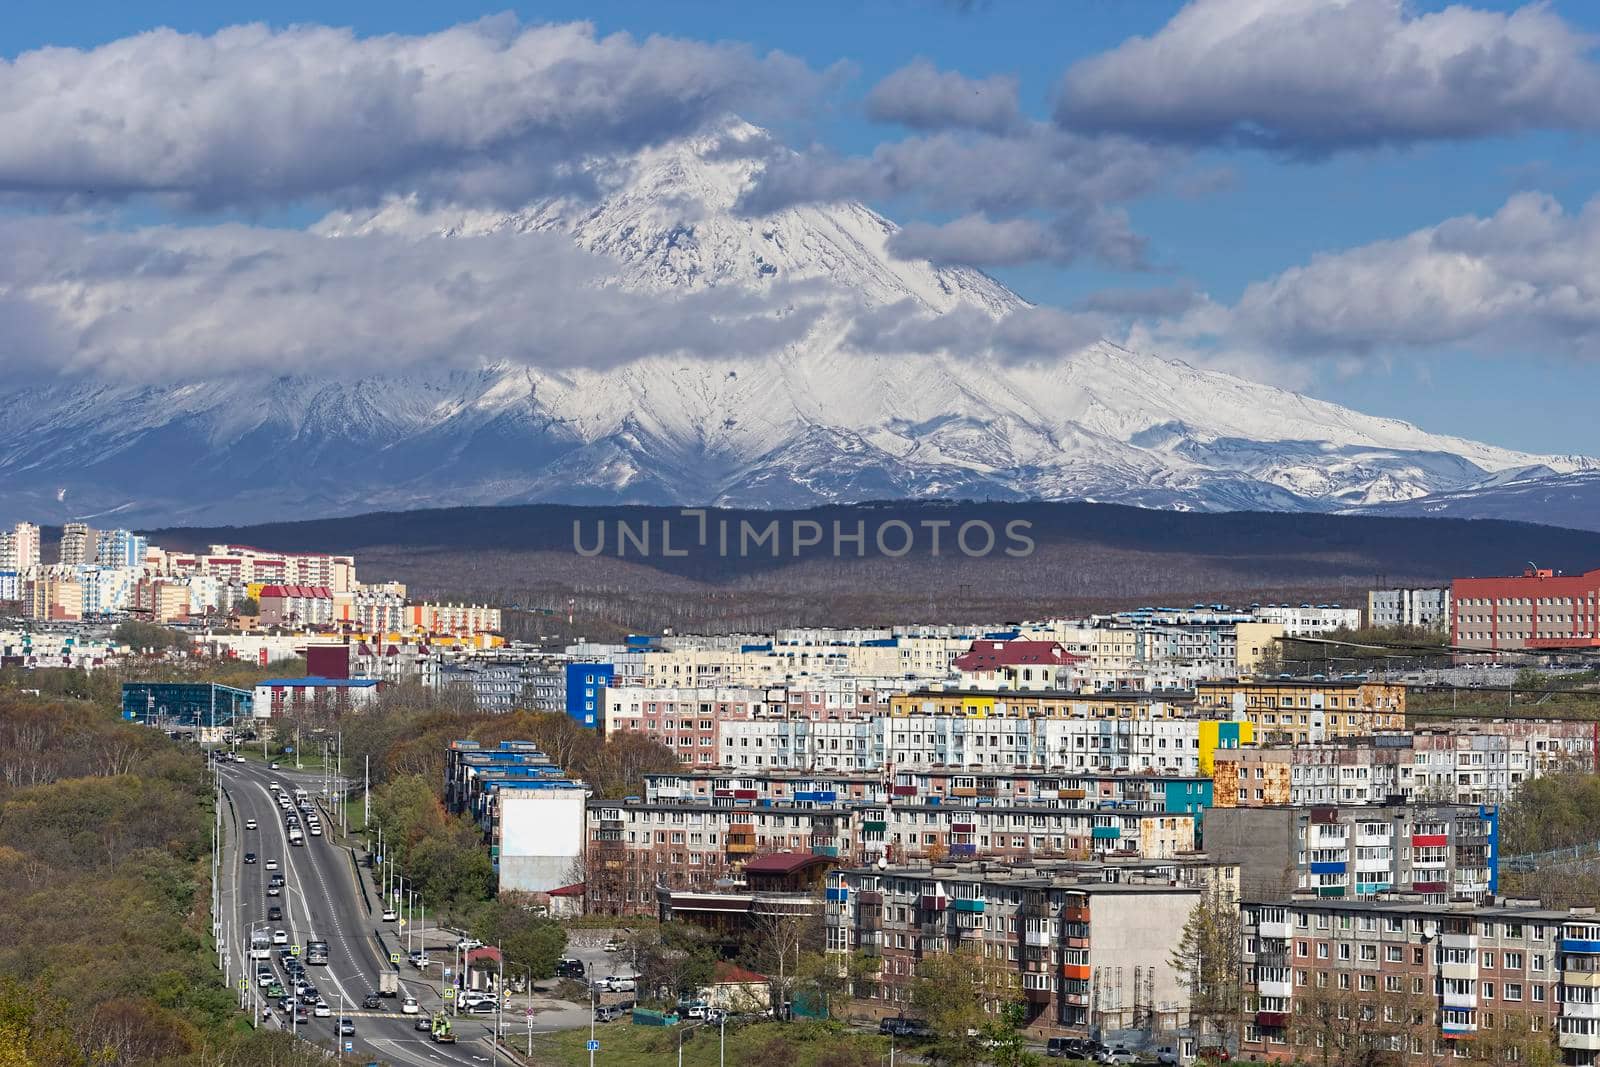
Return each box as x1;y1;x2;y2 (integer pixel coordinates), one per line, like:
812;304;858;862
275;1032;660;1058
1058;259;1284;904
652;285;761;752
0;119;1591;529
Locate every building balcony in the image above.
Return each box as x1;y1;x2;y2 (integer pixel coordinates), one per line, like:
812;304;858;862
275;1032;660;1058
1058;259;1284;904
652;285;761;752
727;837;756;855
1061;963;1091;981
1562;1002;1600;1020
1565;939;1600;955
950;843;977;857
1413;833;1449;848
1440;961;1478;981
856;891;882;906
1065;904;1091;924
1442;991;1477;1010
1566;971;1600;989
1024;986;1054;1005
920;895;948;912
1442;1023;1478;1040
1258;919;1290;940
952;898;986;913
1025;929;1052;947
1561;1026;1600;1052
1255;1012;1289;1030
1064;936;1090;949
1091;826;1122;840
1440;931;1478;951
1257;979;1293;1000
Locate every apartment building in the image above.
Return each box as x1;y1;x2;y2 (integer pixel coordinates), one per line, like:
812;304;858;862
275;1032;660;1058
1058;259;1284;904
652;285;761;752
1213;724;1592;808
603;685;770;765
1193;679;1406;742
826;860;1215;1036
1453;566;1600;653
1369;588;1452;632
95;529;148;570
0;522;40;572
1237;897;1597;1063
950;639;1086;690
1253;604;1363;636
257;584;335;628
57;522;93;566
443;740;589;894
1207;802;1497;903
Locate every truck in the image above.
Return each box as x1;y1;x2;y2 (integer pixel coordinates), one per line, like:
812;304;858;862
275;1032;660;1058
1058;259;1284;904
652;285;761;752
378;971;400;998
430;1012;456;1044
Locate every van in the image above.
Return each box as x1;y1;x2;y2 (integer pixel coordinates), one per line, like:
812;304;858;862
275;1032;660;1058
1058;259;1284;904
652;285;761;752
600;975;636;993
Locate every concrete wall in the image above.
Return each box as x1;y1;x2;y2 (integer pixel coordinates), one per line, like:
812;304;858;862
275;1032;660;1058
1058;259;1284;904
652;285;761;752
1089;889;1201;1030
1202;808;1297;900
497;790;587;894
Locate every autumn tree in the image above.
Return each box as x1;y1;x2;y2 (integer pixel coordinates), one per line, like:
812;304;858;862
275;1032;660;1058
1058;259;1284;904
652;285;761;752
910;946;1027;1067
1170;885;1242;1053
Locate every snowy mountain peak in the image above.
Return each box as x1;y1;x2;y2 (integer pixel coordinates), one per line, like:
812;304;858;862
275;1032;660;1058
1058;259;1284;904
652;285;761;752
2;120;1594;528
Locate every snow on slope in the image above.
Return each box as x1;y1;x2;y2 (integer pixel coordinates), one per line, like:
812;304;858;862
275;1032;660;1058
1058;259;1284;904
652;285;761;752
0;118;1592;527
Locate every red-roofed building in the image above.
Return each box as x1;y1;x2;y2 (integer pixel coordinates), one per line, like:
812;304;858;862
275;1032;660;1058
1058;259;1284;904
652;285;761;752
952;639;1085;691
257;584;335;628
545;882;585;920
703;961;771;1013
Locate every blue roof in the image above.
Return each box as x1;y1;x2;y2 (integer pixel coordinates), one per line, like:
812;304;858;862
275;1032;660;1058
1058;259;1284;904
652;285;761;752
258;676;379;688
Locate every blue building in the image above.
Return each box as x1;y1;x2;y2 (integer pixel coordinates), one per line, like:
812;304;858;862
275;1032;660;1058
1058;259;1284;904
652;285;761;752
121;682;253;727
564;662;613;728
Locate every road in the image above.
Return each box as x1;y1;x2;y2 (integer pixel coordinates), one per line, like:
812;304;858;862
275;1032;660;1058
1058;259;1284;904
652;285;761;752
216;758;522;1067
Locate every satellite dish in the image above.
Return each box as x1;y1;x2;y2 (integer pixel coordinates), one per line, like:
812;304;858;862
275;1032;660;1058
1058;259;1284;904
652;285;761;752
877;856;888;870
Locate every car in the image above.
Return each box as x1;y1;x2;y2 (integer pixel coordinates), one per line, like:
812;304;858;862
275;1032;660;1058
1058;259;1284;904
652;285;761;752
1048;1038;1094;1059
462;1000;497;1015
243;852;257;864
244;818;257;830
602;938;624;953
276;996;294;1013
457;937;484;951
267;905;283;921
338;1018;355;1036
460;991;499;1009
414;1016;433;1032
381;908;398;922
272;929;288;945
269;783;280;793
256;968;275;988
293;1006;310;1025
594;1005;621;1024
556;958;586;980
269;762;279;769
407;950;431;969
266;982;285;999
267;884;281;896
1156;1049;1180;1066
269;873;285;887
363;993;382;1010
598;976;636;993
313;1002;332;1018
401;996;419;1015
1095;1047;1138;1065
265;859;278;871
879;1017;931;1037
309;824;322;836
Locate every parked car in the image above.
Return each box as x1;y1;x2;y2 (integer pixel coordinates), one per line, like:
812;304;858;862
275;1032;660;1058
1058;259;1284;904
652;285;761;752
382;908;398;922
602;938;624;953
594;1005;621;1023
878;1017;932;1039
1156;1048;1180;1066
556;958;586;980
457;937;484;951
462;1000;496;1015
1095;1046;1138;1065
598;975;636;993
460;991;498;1009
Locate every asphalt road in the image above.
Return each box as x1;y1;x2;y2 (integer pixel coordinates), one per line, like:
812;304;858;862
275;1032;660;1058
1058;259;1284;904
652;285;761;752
216;758;514;1067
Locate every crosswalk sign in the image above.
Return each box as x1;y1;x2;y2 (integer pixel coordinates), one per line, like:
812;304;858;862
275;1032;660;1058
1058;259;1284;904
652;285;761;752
442;988;454;1000
390;952;401;964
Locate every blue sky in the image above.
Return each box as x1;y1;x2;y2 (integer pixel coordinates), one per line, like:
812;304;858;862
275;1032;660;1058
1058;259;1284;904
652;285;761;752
4;1;1600;453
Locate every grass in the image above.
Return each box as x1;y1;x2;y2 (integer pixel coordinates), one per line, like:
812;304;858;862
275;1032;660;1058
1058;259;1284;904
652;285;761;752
522;1019;889;1067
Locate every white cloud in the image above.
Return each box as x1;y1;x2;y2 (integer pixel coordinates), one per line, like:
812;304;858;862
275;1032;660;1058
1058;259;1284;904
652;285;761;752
0;218;821;382
865;59;1021;133
888;211;1145;269
845;300;1106;364
1160;192;1600;361
0;17;832;209
1056;0;1600;152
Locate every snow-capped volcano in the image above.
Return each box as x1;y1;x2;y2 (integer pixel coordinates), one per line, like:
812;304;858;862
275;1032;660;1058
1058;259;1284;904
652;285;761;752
0;120;1592;528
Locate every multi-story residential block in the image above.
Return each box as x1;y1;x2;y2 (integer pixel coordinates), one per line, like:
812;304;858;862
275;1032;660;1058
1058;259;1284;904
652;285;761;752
1453;566;1600;653
95;529;148;570
0;522;41;572
440;658;551;712
1237;897;1585;1062
22;574;81;621
1253;604;1363;636
1207;802;1497;903
603;686;770;764
167;544;357;591
1193;679;1405;742
57;522;94;566
1213;724;1592;809
1368;587;1453;632
825;860;1220;1037
444;740;589;894
256;584;334;628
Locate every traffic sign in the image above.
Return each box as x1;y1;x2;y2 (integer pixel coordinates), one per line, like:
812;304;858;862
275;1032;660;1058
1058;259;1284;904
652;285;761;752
344;1041;353;1053
442;989;455;1000
524;1008;534;1018
443;967;453;979
238;980;247;991
587;1040;600;1052
397;918;406;927
390;952;401;964
290;945;301;956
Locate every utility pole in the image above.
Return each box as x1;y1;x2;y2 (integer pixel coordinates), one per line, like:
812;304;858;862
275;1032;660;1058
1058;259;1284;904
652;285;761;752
364;754;370;831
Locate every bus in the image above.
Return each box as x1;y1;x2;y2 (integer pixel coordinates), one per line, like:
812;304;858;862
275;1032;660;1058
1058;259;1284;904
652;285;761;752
306;940;329;966
249;931;272;960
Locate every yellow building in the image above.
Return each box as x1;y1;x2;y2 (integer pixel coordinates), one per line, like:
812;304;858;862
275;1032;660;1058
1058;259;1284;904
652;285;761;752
888;689;1192;720
1192;679;1404;743
1234;622;1285;674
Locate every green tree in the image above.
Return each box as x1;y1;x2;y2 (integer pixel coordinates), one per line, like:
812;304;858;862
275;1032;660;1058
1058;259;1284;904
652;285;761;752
474;895;568;980
235;596;260;617
910;946;1026;1067
1169;886;1242;1054
111;621;190;652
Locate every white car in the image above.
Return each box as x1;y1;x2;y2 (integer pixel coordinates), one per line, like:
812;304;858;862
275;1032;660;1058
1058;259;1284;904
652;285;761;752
457;938;484;951
244;818;257;830
265;859;279;871
382;908;398;922
602;938;624;953
272;929;288;945
256;969;275;988
401;996;419;1015
460;991;498;1009
313;1002;332;1018
309;824;322;836
599;976;636;993
269;762;279;770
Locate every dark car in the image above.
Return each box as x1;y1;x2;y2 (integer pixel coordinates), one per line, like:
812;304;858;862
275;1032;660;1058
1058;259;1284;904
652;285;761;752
1048;1038;1095;1059
363;993;382;1010
267;905;283;920
414;1017;433;1032
556;958;586;980
879;1017;933;1038
243;852;257;864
